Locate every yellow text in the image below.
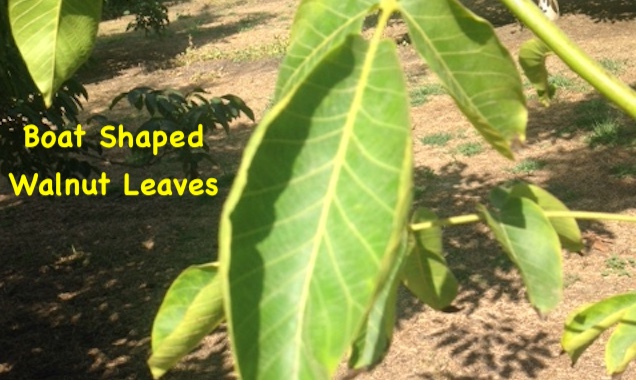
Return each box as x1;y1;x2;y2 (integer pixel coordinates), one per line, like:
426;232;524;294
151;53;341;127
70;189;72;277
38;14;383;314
124;174;218;196
100;125;203;156
24;124;86;148
9;172;110;196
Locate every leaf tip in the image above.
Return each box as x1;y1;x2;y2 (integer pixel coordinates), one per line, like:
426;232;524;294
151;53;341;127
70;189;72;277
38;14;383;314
148;358;167;379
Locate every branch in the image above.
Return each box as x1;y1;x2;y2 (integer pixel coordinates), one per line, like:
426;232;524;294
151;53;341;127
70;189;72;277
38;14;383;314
410;211;636;231
499;0;636;118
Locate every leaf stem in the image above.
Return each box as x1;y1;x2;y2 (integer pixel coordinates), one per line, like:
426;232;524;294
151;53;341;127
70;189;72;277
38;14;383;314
499;0;636;117
410;211;636;231
410;214;481;230
545;211;636;223
377;0;398;37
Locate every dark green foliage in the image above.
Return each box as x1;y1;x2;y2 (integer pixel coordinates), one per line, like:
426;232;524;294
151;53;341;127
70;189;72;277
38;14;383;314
102;0;130;19
103;0;170;34
0;0;101;179
102;87;254;178
126;1;169;35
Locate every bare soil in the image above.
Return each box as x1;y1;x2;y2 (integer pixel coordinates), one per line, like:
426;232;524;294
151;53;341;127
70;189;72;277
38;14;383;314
1;0;635;379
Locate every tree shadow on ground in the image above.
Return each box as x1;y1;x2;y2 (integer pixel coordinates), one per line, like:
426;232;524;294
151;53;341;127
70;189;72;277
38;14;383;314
163;326;236;380
78;10;277;84
0;136;246;379
417;318;556;379
403;85;635;377
524;92;636;219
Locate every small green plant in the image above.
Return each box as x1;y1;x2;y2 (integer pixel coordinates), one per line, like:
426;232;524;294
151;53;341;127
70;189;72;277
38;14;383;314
599;58;626;75
454;142;483;157
610;164;636;179
409;83;446;106
423;83;446;94
419;132;452;147
510;159;545;174
603;255;632;277
585;120;622;148
126;1;170;35
95;87;254;178
573;98;614;130
548;74;578;90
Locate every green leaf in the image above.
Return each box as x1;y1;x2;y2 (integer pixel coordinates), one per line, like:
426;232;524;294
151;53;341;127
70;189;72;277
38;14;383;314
274;0;376;99
606;303;636;374
222;94;256;121
478;198;562;313
348;235;407;369
489;185;511;210
128;88;146;110
562;293;636;369
220;34;412;380
8;0;102;107
399;0;527;159
403;208;457;310
519;38;556;106
508;183;584;252
148;263;224;379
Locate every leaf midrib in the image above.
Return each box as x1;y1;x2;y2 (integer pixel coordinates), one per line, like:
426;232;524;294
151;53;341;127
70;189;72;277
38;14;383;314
277;5;370;97
290;35;385;378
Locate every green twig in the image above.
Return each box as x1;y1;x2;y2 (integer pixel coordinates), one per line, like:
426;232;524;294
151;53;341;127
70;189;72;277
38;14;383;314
410;211;636;231
545;211;636;223
499;0;636;118
410;214;481;230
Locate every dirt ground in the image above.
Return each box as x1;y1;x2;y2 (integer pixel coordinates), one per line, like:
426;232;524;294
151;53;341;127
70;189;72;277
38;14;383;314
1;0;635;379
